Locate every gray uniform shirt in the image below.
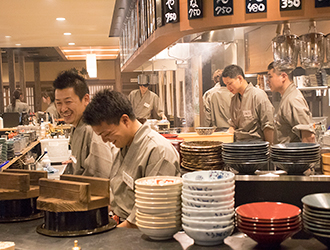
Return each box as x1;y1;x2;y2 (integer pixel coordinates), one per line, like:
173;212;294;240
69;118;117;177
128;89;163;119
109;123;180;224
228;83;274;142
5;100;30;114
274;83;314;144
45;102;59;119
203;83;233;128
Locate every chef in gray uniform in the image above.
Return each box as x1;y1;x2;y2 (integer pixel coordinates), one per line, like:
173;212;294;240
83;89;180;228
53;70;117;177
267;62;315;143
203;69;233;129
222;64;274;143
128;75;166;121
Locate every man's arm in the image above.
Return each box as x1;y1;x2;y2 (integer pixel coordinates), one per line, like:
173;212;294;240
263;127;274;145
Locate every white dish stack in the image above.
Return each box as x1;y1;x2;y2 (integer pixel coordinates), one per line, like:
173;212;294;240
181;170;235;246
135;176;182;240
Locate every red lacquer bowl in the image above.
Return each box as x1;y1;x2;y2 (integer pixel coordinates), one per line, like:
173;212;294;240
236;202;301;221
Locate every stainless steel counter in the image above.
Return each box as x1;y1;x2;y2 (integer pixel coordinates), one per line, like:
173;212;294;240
0;218;327;250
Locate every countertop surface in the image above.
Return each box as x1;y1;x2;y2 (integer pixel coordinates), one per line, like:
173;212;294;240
0;218;327;250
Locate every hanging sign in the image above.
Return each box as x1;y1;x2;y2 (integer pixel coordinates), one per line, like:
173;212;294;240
246;0;267;13
214;0;234;16
163;0;180;24
188;0;203;19
280;0;301;11
315;0;330;8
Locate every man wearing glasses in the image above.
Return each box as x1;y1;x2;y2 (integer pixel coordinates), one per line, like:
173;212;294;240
128;75;166;122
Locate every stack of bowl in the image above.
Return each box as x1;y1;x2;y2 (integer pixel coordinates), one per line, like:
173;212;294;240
236;202;302;247
302;193;330;248
135;176;182;240
271;143;320;175
181;170;235;246
180;141;224;172
322;153;330;175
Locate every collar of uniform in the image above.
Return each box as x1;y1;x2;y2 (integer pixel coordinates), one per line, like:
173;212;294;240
281;82;296;100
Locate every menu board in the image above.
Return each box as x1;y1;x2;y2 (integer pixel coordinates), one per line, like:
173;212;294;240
246;0;267;13
164;0;180;24
188;0;203;20
156;0;164;28
315;0;330;8
214;0;234;16
280;0;301;11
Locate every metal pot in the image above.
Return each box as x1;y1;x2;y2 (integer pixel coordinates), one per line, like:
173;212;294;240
325;33;330;68
299;32;325;69
272;34;300;70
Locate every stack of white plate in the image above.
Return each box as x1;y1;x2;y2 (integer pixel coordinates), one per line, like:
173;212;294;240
135;176;182;240
181;170;235;246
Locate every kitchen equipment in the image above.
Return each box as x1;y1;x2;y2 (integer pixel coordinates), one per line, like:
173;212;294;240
195;127;216;135
181;170;235;246
135;176;182;240
222;141;270;174
299;21;325;70
0;169;47;222
270;142;320;175
40;138;70;163
302;193;330;248
36;175;116;237
272;23;300;71
236;202;302;246
325;33;330;68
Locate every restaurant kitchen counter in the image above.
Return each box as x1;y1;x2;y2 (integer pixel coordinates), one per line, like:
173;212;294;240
0;218;327;250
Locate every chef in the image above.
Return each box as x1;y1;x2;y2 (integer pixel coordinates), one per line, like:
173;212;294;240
202;69;233;129
83;89;180;228
128;75;166;121
222;64;274;143
267;62;315;143
53;70;117;177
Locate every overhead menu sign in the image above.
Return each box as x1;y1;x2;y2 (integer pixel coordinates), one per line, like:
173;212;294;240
280;0;301;11
188;0;203;19
214;0;234;16
246;0;267;13
315;0;330;8
164;0;180;24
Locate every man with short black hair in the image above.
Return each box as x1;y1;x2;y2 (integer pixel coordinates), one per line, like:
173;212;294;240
267;62;315;143
83;89;180;228
222;64;274;143
53;70;116;177
202;69;233;129
128;75;166;121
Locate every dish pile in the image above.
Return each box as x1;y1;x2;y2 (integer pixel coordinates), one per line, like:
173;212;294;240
222;141;269;174
181;170;235;246
322;153;330;175
271;143;320;175
135;176;182;240
180;141;224;172
302;193;330;248
236;202;302;246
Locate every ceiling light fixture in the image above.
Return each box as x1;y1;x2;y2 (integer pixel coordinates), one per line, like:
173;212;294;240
66;54;117;58
15;44;21;46
86;53;97;78
62;48;119;52
64;33;71;36
5;36;11;38
68;43;75;45
56;17;66;21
